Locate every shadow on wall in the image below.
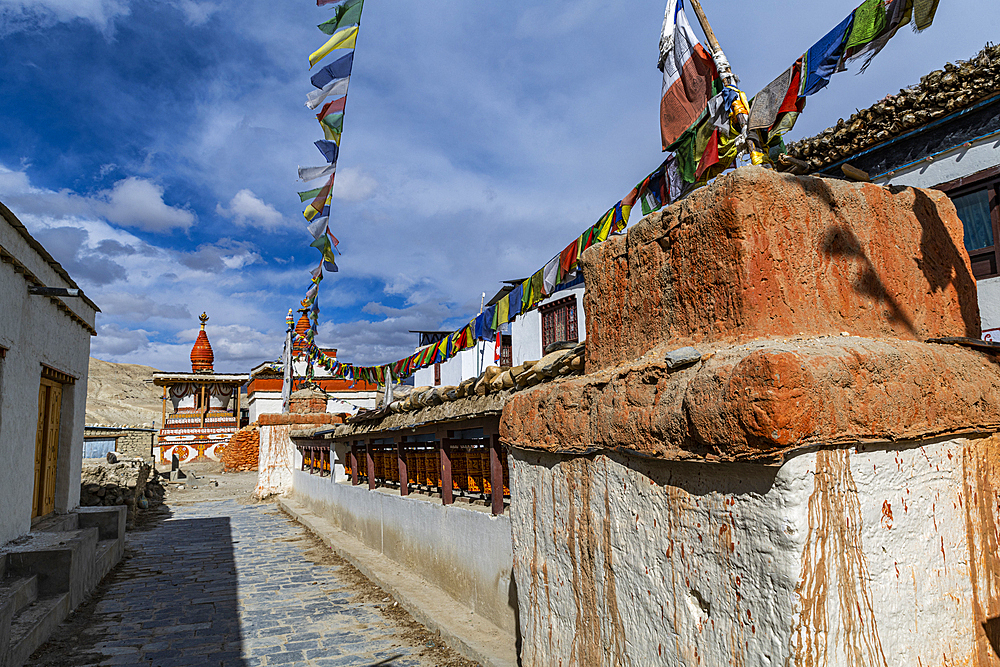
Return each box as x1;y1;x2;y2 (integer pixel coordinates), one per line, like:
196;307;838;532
798;176;980;339
820;224;918;336
985;616;1000;658
912;188;981;338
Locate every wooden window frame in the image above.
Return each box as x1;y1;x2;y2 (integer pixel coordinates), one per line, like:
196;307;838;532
499;335;512;368
540;295;579;350
434;363;441;386
935;166;1000;280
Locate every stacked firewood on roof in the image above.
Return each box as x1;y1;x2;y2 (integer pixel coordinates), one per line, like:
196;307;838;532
219;424;260;472
786;44;1000;173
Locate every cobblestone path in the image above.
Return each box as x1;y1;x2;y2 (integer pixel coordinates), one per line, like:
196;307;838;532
27;500;477;667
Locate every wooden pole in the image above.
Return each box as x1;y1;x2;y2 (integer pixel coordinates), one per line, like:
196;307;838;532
686;0;738;88
161;386;167;430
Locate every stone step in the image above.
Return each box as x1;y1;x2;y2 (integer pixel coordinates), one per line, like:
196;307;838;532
3;593;70;667
0;576;38;619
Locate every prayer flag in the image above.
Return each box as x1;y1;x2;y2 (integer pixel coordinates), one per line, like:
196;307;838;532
319;96;347;117
298;164;337;182
497;293;510;326
306;76;350;110
748;66;793;131
494;331;501;364
311;52;354;89
303;177;334;221
309;26;359;68
298;186;323;202
315;139;339;164
310;234;338;265
542;256;559;296
801;13;854;96
307;217;328;240
658;0;721;150
847;0;913;71
318;0;363;35
844;0;888;53
558;239;579;281
914;0;940;31
508;283;523;320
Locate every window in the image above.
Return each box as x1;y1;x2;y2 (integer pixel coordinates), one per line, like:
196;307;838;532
434;363;441;386
937;167;1000;279
499;335;512;367
540;296;579;351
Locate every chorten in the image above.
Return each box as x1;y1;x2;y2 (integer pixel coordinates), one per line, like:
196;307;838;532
190;312;215;372
151;313;248;467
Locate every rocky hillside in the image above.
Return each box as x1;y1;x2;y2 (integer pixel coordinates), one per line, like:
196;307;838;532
86;357;164;426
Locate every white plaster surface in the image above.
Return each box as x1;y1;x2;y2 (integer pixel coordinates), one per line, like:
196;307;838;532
510;287;585;367
254;424;294;498
509;437;1000;666
247;389;376;422
0;210;96;546
292;467;517;633
874;134;1000;189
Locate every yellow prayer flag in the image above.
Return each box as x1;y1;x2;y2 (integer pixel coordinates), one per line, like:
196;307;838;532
594;208;615;244
309;26;359;68
497;293;510;325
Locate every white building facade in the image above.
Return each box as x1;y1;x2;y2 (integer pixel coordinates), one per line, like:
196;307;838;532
0;201;98;545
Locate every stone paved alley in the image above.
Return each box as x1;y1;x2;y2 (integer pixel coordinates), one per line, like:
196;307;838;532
26;497;478;667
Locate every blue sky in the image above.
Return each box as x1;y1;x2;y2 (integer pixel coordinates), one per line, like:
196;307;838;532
0;0;995;372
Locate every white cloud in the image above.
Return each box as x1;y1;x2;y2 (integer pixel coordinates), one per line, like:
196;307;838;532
334;168;377;203
0;0;131;36
216;189;284;230
174;0;217;26
98;177;195;232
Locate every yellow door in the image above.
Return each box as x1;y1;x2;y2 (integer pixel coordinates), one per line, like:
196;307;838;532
32;379;62;519
32;384;47;519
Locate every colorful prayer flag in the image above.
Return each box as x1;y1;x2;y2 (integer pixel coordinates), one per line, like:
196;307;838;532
800;13;854;96
298;186;323;202
309;26;359;68
306;76;350;110
658;0;721;150
315;139;339;163
311;52;354;89
318;0;363;35
298;164;337;182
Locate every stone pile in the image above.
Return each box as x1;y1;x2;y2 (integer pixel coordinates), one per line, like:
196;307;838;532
360;341;586;419
80;459;165;527
220;424;260;472
786;44;1000;172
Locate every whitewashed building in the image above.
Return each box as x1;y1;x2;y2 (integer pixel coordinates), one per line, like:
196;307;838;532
412;277;587;388
0;201;99;544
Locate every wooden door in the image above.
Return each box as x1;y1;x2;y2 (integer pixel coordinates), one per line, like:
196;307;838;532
33;379;62;519
32;384;46;519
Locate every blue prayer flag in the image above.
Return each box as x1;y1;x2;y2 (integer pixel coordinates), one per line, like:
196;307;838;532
311;52;354;90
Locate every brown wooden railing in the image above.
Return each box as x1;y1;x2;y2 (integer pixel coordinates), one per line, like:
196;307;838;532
298;433;510;515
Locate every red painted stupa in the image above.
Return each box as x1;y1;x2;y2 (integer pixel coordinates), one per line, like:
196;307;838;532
190;312;215;372
152;312;248;467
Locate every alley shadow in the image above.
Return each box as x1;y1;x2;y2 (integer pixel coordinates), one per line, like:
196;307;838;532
27;513;245;667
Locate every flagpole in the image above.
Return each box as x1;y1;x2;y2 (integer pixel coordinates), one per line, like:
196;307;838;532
686;0;762;162
686;0;737;88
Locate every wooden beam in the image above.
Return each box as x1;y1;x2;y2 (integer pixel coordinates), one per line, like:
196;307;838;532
366;443;376;491
397;439;409;497
440;437;454;506
351;445;359;486
490;434;504;516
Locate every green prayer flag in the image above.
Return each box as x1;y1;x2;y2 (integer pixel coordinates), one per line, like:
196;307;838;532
845;0;887;51
298;187;323;203
318;0;363;35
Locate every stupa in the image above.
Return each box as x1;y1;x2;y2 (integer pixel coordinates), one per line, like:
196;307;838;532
152;313;249;466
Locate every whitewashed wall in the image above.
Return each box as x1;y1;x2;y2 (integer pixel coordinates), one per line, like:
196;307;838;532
0;209;96;546
510;286;586;366
509;436;1000;666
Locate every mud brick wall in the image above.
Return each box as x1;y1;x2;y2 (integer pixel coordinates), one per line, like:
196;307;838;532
580;167;979;372
85;427;156;460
